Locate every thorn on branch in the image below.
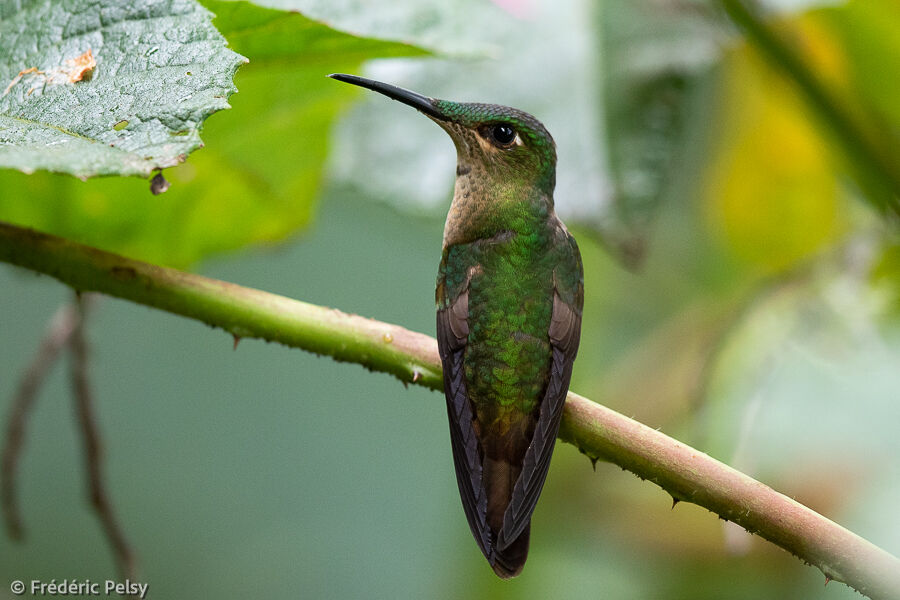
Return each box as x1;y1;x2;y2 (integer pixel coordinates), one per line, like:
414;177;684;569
2;302;81;540
577;447;599;471
69;295;136;581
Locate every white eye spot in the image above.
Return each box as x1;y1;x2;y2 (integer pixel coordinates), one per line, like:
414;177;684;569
514;134;524;146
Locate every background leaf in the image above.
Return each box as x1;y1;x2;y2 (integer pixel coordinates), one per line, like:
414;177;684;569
597;0;721;264
702;40;845;273
324;0;612;225
0;0;427;267
0;0;246;178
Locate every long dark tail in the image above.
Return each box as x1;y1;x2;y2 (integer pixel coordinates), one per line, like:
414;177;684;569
491;524;530;579
482;433;532;578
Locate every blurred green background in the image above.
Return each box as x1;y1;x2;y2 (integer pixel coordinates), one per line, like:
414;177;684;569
1;0;899;598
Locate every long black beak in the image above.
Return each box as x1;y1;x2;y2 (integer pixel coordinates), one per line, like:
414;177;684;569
328;73;449;121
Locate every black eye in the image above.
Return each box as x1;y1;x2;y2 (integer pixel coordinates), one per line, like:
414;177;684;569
490;124;516;146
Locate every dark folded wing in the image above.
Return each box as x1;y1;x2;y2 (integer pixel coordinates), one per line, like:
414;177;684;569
437;289;493;560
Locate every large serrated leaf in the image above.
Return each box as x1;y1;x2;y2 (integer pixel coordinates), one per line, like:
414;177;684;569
0;0;427;267
0;0;246;178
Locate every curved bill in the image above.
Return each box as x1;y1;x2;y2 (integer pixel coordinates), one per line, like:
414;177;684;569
328;73;449;121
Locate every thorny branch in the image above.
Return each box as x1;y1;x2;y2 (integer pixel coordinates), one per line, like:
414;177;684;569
1;221;899;599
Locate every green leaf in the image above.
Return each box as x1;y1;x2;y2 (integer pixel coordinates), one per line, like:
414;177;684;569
230;0;495;56
204;0;428;62
872;240;900;318
720;0;900;215
0;0;246;178
597;0;720;264
0;0;427;267
814;0;900;206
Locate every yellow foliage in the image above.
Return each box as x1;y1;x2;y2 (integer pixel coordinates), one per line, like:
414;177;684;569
704;32;845;273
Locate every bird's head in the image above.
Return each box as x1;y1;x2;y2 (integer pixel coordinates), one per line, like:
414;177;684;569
329;74;557;194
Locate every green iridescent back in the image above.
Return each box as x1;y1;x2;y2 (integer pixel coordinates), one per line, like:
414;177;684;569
443;235;552;423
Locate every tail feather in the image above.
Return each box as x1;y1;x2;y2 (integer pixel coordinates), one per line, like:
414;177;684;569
483;441;531;578
490;524;530;579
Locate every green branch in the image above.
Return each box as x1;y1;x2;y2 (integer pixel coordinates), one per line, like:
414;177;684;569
1;220;899;599
719;0;900;215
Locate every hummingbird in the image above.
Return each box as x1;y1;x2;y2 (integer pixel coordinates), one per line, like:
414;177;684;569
329;73;583;578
